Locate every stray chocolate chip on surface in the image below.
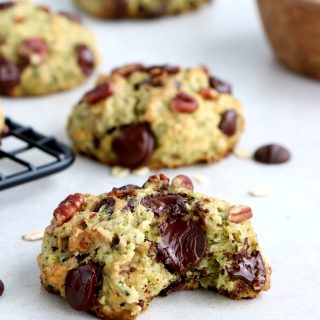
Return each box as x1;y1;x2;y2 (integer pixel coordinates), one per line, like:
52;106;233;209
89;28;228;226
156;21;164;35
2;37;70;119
254;144;291;164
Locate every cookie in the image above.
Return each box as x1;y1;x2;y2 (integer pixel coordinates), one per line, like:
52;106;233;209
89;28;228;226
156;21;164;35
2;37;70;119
74;0;210;19
38;173;271;320
0;1;99;96
67;64;244;169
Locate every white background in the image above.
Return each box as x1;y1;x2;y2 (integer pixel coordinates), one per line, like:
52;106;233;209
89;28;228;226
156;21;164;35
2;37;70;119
1;0;320;319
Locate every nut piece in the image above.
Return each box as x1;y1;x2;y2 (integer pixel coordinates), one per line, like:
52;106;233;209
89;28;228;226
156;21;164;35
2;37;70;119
171;175;194;191
170;93;198;113
53;193;84;226
229;205;253;223
22;230;44;241
199;88;219;100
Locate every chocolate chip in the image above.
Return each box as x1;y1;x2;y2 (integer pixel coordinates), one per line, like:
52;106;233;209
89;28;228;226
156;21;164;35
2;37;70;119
114;0;128;18
158;219;207;274
141;194;188;218
84;83;113;104
138;299;145;308
65;262;98;311
159;280;185;297
0;2;15;10
253;144;291;164
0;56;20;95
219;110;237;136
170;93;198;113
93;197;115;213
171;175;194;191
112;124;155;169
209;76;232;94
75;44;95;76
228;250;266;291
59;11;82;23
0;279;4;296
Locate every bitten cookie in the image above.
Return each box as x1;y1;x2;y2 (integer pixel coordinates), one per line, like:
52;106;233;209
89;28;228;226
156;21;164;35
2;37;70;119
74;0;210;19
0;1;99;96
67;64;244;169
38;173;271;320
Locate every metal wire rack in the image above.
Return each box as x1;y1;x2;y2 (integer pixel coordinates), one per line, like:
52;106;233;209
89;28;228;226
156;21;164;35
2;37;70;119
0;118;74;191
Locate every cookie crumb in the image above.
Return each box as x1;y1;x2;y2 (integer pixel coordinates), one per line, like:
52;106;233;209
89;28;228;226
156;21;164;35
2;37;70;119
111;166;129;178
22;230;44;241
192;174;208;185
234;148;250;159
249;186;272;197
131;167;150;176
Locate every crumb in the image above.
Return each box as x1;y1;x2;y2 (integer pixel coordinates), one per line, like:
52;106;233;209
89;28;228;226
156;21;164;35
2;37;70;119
131;167;150;176
234;148;251;159
111;166;129;178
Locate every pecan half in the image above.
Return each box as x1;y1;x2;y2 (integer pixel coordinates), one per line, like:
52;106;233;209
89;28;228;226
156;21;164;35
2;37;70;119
53;193;84;226
229;205;253;223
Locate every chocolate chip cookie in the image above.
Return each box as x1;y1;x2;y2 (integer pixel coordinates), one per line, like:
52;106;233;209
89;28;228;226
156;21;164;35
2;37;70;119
74;0;210;19
67;64;244;169
0;2;98;96
38;173;271;320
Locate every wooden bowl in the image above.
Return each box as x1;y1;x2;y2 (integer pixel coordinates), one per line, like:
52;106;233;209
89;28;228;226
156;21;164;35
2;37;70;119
257;0;320;79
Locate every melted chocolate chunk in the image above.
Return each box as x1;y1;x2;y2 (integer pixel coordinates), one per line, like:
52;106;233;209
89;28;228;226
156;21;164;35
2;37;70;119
209;76;232;94
114;0;128;19
65;262;98;311
218;110;237;136
75;44;95;76
0;2;15;10
253;144;291;164
0;56;20;95
112;123;155;169
93;197;115;213
141;194;188;218
228;250;266;291
138;299;145;308
0;279;4;296
158;219;207;275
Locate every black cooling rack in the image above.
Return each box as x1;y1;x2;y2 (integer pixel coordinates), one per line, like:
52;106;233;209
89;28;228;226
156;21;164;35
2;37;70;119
0;118;74;191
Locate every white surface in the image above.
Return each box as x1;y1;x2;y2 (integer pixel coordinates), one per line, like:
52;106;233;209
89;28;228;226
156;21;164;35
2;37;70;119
1;0;320;319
